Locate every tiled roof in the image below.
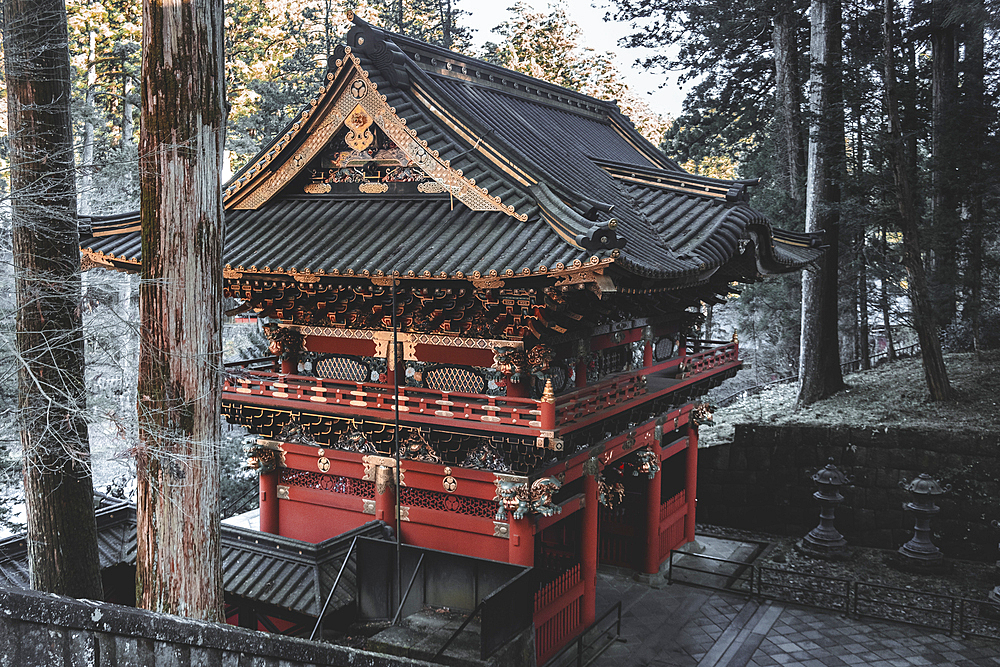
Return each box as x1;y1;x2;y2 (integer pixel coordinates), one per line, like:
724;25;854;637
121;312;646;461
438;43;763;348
0;497;391;619
80;14;824;289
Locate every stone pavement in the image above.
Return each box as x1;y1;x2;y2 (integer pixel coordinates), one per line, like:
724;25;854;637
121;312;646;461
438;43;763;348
590;537;1000;667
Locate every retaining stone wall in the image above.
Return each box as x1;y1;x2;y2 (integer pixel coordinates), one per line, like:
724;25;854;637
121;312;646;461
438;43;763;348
697;424;1000;561
0;584;433;667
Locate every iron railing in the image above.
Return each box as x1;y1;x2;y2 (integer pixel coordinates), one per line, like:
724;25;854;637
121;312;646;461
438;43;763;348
667;549;1000;640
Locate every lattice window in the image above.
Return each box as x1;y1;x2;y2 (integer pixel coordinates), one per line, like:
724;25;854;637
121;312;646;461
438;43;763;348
654;336;675;361
314;354;370;382
280;469;375;497
598;346;628;377
423;365;487;394
398;486;496;518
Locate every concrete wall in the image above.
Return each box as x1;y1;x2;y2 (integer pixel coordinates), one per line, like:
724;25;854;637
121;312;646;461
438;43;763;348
697;424;1000;561
0;584;434;667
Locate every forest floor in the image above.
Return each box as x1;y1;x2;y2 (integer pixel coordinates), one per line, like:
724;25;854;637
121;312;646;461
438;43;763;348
702;350;1000;448
699;349;1000;603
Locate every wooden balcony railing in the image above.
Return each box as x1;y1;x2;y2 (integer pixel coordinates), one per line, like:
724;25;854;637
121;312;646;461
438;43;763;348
223;341;740;439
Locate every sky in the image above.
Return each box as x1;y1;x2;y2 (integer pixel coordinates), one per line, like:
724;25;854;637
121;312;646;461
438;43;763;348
461;2;689;119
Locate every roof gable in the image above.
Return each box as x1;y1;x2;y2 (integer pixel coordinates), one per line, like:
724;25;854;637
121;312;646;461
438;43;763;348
223;54;525;220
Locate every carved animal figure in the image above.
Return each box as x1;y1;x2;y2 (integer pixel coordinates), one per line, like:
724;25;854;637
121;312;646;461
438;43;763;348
492;346;528;383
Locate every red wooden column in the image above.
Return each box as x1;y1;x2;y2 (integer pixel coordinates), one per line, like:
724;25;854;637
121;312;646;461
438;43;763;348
685;422;699;543
375;465;397;534
259;470;279;534
508;517;534;566
575;359;588;388
643;441;663;574
507;378;531;398
581;459;600;627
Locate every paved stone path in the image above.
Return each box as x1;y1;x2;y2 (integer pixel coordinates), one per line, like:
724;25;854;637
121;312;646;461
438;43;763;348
590;537;1000;667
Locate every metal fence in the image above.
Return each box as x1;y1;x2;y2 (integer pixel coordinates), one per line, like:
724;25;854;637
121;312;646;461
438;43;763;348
667;549;1000;641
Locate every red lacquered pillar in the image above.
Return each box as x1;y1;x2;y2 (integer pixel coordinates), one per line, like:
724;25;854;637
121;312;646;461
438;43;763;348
259;469;279;534
508;517;534;566
575;359;588;388
280;355;296;374
375;465;397;534
643;441;663;574
581;463;599;626
644;340;653;368
685;420;699;544
507;377;531;398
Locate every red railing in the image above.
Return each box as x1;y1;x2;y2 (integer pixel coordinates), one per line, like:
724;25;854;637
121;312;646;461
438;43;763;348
224;371;542;433
554;372;647;426
223;341;739;437
659;490;687;560
681;341;739;376
534;564;583;665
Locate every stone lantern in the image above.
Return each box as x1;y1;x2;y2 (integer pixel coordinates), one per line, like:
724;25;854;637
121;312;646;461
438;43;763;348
801;459;850;559
897;473;949;570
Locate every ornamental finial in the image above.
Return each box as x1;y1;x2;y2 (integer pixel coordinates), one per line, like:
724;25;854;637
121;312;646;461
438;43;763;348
542;378;555;403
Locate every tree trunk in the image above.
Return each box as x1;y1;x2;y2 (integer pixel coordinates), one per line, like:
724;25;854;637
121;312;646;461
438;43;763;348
961;0;985;354
80;30;97;215
858;232;871;370
882;0;952;400
136;0;227;620
928;0;959;326
3;0;104;600
772;1;805;207
879;223;896;361
797;0;845;407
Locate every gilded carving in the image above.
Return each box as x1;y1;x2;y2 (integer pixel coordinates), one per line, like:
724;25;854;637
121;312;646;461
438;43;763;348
493;522;509;539
362;498;376;515
304;182;332;194
359;182;389;194
317;456;331;472
344;104;374;150
277;485;290;500
442;475;457;493
494;477;562;521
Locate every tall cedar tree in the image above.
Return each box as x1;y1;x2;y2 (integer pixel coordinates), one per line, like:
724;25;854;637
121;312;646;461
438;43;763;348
882;0;953;400
3;0;104;598
136;0;227;619
797;0;845;406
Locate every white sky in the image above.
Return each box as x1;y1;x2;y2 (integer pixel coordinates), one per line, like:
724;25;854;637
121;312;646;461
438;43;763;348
462;1;688;119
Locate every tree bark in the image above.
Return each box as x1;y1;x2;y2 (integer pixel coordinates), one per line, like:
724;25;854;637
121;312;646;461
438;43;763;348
879;223;896;361
772;0;805;207
928;0;960;326
797;0;845;407
961;0;985;354
3;0;104;600
80;30;97;215
882;0;952;400
136;0;227;620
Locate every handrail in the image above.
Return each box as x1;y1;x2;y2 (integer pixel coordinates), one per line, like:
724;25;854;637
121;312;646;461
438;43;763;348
224;340;741;435
541;600;623;667
391;553;425;625
432;598;486;661
309;535;357;641
667;548;1000;641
